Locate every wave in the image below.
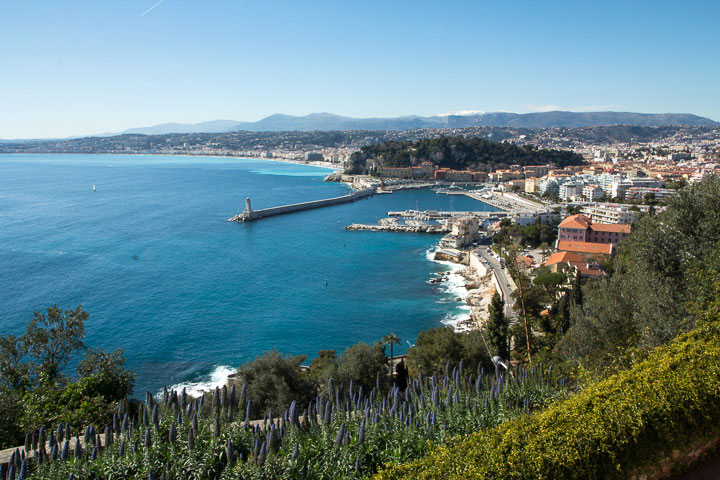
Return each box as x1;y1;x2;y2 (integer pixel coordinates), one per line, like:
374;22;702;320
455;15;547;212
160;365;235;398
426;247;472;332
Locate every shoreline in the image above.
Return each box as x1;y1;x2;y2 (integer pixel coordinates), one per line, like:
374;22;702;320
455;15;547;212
426;247;497;333
0;151;343;172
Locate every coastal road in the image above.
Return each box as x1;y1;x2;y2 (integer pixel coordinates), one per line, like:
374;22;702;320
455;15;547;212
475;249;517;322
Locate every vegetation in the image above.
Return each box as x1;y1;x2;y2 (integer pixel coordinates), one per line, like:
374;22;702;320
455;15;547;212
374;316;720;480
561;177;720;369
346;136;584;174
0;306;135;450
405;328;493;377
492;219;559;249
484;294;509;360
14;363;567;479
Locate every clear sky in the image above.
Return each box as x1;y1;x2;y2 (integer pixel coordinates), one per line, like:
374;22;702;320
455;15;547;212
1;0;719;138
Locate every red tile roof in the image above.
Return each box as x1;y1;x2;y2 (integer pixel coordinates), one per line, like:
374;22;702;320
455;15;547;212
559;214;591;229
590;223;631;234
544;251;585;266
557;240;613;255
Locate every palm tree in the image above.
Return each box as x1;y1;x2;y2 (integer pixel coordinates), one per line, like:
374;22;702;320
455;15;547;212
382;333;401;377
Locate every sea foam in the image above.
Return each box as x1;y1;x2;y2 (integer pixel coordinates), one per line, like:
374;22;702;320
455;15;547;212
160;365;235;398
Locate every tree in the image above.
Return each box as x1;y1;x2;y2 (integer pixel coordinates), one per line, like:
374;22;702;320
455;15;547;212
382;333;401;377
407;328;464;376
335;341;388;394
485;293;509;359
0;305;135;448
406;327;492;377
234;351;312;418
501;240;533;364
24;305;87;385
533;271;567;309
538;242;551;263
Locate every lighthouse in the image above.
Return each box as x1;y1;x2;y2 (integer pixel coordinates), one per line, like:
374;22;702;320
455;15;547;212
245;197;252;214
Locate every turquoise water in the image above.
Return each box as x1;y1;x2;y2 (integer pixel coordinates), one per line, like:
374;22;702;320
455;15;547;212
0;154;496;395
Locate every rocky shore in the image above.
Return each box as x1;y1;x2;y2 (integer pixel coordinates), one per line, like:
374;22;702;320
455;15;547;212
431;251;497;332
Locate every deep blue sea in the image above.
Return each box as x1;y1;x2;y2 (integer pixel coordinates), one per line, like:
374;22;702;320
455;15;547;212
0;154;496;395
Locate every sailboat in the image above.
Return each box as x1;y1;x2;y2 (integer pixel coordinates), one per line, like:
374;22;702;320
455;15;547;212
92;184;96;192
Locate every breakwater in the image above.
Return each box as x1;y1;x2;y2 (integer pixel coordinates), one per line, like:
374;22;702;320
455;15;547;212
228;188;375;222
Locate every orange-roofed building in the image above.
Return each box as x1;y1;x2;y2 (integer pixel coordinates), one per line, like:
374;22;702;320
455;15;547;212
544;250;608;278
556;240;614;259
557;214;630;245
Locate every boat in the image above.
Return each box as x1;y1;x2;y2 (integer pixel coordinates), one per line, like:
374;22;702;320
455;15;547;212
92;184;96;192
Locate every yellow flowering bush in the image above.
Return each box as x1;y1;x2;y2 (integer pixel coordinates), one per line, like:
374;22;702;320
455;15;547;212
374;320;720;480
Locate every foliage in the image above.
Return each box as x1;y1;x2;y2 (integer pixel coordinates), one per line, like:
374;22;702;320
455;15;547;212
492;221;558;249
23;305;87;385
562;177;720;367
374;317;720;480
484;293;508;360
348;136;584;173
0;306;135;449
406;327;493;377
334;342;389;395
23;362;567;480
234;351;313;418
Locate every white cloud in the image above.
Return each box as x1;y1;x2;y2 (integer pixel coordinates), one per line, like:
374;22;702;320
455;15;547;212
524;104;621;113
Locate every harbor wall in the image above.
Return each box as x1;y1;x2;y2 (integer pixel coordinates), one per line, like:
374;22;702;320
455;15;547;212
230;188;374;222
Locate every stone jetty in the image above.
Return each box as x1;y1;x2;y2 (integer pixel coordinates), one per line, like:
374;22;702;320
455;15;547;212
229;189;375;223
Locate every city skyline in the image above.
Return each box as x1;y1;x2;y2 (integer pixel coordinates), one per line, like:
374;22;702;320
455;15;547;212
1;0;719;138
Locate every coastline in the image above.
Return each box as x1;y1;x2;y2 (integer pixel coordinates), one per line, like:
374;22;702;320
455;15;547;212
426;247;497;333
0;151;343;172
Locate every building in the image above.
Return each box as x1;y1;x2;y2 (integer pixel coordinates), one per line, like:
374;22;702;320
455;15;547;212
581;205;637;224
543;251;607;278
559;183;583;201
440;217;479;249
582;185;604;201
556;240;614;260
624;187;676;201
557;214;631;245
525;177;539;194
538;179;559;196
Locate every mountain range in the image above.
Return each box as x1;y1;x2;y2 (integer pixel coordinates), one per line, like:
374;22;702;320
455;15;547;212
116;111;717;136
1;111;716;142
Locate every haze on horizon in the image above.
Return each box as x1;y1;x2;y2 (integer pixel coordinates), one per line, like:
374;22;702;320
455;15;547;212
1;0;719;139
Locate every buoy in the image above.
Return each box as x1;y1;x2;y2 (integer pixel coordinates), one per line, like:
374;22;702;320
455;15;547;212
325;280;328;286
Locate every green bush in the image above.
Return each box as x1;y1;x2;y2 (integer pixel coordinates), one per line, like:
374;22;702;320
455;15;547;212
374;318;720;480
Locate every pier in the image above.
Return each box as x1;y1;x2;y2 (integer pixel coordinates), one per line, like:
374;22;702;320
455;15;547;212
229;188;375;222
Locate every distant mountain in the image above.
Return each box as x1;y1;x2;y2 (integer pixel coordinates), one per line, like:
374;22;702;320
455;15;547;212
7;111;711;140
224;111;718;132
118;119;244;135
445;111;717;129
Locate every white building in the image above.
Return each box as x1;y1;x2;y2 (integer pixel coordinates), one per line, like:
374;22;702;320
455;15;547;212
581;205;638;224
582;185;604;201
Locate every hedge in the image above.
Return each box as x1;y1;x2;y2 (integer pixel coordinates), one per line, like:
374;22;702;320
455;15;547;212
374;319;720;480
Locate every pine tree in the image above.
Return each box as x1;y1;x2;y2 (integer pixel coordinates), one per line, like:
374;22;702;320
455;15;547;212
485;293;509;360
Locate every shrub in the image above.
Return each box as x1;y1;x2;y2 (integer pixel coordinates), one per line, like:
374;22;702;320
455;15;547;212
374;318;720;480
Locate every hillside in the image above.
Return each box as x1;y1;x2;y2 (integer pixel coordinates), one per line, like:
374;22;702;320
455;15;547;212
346;136;585;174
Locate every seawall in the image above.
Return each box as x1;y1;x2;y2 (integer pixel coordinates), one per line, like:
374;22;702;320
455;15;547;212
229;188;375;222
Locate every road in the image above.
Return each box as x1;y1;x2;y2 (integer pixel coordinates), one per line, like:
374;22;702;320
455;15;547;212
475;249;517;322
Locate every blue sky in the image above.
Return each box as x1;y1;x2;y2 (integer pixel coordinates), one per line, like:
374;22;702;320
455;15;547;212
1;0;718;138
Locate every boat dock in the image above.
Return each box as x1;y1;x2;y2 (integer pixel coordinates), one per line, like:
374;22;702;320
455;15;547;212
229;188;375;222
387;210;507;219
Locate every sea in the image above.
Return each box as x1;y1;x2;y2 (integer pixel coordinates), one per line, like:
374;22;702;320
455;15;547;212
0;154;497;396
